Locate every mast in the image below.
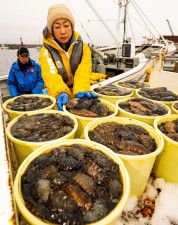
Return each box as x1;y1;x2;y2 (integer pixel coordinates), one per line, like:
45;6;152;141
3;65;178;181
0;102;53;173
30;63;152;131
123;0;128;42
118;0;129;44
20;37;24;46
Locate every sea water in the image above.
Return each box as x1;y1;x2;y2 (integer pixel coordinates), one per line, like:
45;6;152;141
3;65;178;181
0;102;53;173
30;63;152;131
0;48;40;77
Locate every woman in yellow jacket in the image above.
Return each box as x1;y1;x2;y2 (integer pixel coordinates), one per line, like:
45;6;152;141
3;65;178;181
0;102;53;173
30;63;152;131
40;3;98;110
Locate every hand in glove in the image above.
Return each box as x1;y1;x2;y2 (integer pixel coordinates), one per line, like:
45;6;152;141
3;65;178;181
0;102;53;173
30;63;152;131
56;93;69;111
75;91;98;99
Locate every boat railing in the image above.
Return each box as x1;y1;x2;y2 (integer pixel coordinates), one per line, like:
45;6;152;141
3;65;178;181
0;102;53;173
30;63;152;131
91;53;150;89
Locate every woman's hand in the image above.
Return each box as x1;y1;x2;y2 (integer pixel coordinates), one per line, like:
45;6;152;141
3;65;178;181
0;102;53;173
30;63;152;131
56;92;69;111
75;91;98;99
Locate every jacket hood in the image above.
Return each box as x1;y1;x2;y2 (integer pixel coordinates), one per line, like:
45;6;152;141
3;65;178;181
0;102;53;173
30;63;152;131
42;26;80;49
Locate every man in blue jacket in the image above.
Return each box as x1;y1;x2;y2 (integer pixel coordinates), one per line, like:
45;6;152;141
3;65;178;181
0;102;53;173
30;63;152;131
7;46;44;97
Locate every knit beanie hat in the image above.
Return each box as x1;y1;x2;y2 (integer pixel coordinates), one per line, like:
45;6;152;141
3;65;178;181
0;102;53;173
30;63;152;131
47;4;75;34
17;47;29;56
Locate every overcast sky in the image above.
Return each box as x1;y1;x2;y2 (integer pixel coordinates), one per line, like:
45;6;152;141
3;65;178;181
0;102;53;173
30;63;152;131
0;0;178;45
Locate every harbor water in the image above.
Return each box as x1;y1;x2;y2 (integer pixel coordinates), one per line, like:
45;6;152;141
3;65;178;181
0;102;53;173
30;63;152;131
0;48;40;77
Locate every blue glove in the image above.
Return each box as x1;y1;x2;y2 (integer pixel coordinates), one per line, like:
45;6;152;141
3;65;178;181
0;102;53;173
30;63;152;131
56;93;69;111
75;91;98;99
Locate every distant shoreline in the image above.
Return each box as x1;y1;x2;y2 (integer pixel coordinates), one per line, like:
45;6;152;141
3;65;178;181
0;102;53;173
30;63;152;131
0;44;42;50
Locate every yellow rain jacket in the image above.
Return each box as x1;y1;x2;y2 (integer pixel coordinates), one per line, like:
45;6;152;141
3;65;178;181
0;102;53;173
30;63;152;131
39;31;91;98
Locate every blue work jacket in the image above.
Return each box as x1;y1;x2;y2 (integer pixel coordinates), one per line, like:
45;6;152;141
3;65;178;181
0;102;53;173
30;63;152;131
7;60;44;97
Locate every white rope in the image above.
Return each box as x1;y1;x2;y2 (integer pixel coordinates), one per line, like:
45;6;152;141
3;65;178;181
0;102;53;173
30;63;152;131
127;16;136;43
130;0;155;37
126;11;153;34
131;0;161;37
84;0;118;44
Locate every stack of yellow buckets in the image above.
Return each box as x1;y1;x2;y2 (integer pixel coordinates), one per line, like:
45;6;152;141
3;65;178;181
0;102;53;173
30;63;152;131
2;85;178;224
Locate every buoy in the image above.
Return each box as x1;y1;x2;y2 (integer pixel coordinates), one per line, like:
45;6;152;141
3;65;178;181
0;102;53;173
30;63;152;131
145;67;153;82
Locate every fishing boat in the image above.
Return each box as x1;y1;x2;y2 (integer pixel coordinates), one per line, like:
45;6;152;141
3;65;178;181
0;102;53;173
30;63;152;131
1;1;178;224
1;56;178;225
0;0;176;99
0;44;9;50
85;0;176;90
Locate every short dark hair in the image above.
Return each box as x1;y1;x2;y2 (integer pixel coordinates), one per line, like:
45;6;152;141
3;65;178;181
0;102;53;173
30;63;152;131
17;47;29;56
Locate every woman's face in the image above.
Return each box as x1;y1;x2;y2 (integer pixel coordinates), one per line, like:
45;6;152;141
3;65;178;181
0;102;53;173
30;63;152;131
18;54;29;64
53;18;73;44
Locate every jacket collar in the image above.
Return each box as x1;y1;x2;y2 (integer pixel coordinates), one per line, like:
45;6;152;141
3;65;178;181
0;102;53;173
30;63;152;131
12;59;35;71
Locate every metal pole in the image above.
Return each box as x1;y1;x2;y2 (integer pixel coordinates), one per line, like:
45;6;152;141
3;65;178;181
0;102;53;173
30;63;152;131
166;19;174;36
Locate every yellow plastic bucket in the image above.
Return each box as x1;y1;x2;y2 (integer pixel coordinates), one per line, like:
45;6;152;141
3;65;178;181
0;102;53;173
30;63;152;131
84;117;164;197
2;94;56;121
6;110;78;164
116;97;171;126
14;139;130;225
136;89;178;107
171;102;178;114
63;99;118;138
153;114;178;183
116;82;150;97
91;86;133;104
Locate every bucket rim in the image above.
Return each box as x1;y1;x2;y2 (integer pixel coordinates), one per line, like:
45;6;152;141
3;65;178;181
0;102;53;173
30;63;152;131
116;82;150;92
2;94;56;115
171;101;178;114
84;116;164;160
116;97;171;120
6;110;78;147
91;85;133;99
154;114;178;146
136;89;178;105
63;98;118;120
14;139;130;225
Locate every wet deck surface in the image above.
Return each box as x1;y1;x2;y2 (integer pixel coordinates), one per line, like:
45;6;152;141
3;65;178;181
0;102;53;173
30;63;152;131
1;58;178;225
150;59;178;93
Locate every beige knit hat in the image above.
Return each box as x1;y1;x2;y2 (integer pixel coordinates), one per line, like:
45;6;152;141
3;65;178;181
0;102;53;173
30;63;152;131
47;4;75;34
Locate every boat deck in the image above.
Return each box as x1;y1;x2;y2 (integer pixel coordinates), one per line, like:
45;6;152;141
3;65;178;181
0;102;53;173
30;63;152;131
1;57;178;225
149;58;178;93
0;105;18;224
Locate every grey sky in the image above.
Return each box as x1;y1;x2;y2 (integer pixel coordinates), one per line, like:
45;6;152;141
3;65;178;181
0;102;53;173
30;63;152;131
0;0;178;45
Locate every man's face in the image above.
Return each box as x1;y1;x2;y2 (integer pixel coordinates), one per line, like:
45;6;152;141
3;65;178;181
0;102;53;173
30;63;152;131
18;53;29;64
